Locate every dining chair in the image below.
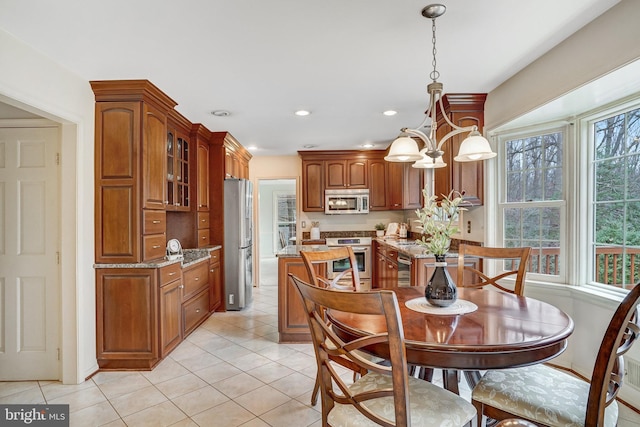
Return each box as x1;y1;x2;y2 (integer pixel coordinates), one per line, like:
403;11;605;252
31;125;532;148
289;273;477;427
300;246;362;291
471;283;640;427
457;244;532;296
300;247;372;406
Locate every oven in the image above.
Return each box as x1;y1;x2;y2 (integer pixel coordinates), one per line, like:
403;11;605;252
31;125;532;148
325;237;372;288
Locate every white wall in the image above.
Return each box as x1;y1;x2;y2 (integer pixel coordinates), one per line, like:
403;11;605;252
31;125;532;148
485;0;640;406
0;29;96;383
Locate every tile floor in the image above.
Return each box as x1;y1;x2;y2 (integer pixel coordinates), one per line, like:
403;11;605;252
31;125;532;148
0;257;638;426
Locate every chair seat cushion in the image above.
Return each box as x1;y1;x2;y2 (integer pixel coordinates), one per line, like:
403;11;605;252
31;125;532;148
327;372;476;426
472;364;618;427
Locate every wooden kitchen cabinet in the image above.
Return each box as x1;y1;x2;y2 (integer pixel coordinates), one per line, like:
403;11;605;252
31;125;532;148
368;154;388;210
412;256;480;287
92;80;177;264
216;132;251;179
325;159;368;189
374;243;398;289
182;260;210;335
433;94;486;206
166;110;191;212
388;162;423;210
159;263;182;357
96;268;160;370
278;256;320;342
301;159;325;211
209;248;222;311
191;124;212;247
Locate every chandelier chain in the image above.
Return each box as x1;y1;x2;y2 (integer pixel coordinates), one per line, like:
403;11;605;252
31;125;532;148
430;18;439;82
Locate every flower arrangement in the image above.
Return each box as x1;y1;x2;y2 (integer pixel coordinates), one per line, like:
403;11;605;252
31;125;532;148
414;190;466;256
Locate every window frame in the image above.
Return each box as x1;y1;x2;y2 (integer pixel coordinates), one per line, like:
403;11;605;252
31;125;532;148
495;124;569;284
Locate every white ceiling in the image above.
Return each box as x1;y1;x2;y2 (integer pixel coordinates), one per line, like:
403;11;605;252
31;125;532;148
0;0;620;155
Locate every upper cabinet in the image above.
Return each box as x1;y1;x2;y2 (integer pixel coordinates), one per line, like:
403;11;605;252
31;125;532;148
166;110;191;212
325;159;368;189
433;94;486;206
217;132;251;180
299;150;422;212
92;80;177;263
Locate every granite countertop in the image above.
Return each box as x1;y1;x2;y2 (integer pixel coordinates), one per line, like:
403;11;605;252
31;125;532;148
374;238;458;259
276;244;329;258
94;245;222;269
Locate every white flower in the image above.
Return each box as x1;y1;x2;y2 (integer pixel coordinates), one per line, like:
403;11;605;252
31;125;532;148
414;190;466;256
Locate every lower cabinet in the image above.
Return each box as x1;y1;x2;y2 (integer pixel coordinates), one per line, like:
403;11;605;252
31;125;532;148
374;245;398;289
209;248;222;311
96;252;220;370
278;256;320;342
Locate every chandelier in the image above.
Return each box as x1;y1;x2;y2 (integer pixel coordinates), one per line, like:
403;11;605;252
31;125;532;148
384;4;496;168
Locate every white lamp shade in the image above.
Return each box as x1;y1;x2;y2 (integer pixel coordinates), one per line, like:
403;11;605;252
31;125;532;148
384;136;423;162
454;132;496;162
412;149;447;168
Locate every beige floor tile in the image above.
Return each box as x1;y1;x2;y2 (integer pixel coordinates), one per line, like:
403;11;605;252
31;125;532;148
210;343;255;362
269;372;316;399
193;362;242;384
245;361;295;384
96;373;151;400
169;340;209;361
0;381;39;398
213;372;266;399
173;351;222;372
168;419;199;427
155;373;208;399
226;351;272;371
191;400;255;427
0;386;45;404
91;370;142;386
40;379;95;401
142;358;190;385
69;400;120;427
109;385;168;418
252;341;300;361
233;384;291;416
170;385;229;417
121;400;187;427
100;419;127;427
260;398;321;427
49;386;106;412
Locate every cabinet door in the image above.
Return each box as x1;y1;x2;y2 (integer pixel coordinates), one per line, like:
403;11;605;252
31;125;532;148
387;162;404;210
347;159;367;188
368;158;388;210
197;141;210;211
174;132;190;211
143;103;167;210
278;257;313;342
209;251;222;311
302;160;324;211
160;279;182;357
325;159;347;188
403;164;423;209
434;118;453;201
451;115;484;205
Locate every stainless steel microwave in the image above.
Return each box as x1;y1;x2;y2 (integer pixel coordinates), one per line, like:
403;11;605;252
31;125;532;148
324;189;369;214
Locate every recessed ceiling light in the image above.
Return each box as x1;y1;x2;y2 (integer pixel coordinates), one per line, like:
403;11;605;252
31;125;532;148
211;110;230;117
361;143;375;148
247;145;258;151
383;110;397;116
303;144;318;149
295;110;311;116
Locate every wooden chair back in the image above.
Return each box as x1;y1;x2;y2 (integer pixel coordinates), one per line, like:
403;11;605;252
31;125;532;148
300;246;362;291
457;244;531;295
288;273;410;427
586;283;640;425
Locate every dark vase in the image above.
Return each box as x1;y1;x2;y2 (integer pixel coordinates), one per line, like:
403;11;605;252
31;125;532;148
425;254;457;307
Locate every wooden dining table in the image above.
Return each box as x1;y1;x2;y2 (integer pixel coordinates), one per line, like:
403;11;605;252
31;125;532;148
328;286;574;395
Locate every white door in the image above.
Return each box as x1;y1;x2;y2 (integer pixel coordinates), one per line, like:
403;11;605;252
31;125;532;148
0;126;60;380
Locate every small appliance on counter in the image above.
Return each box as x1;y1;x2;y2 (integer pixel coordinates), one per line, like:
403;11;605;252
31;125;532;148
386;222;399;237
166;238;184;260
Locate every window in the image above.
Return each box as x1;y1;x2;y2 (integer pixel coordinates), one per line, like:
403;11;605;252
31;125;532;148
590;105;640;288
274;192;296;252
499;128;566;281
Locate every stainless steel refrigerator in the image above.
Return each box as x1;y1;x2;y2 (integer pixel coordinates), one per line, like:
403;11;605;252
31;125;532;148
224;178;254;310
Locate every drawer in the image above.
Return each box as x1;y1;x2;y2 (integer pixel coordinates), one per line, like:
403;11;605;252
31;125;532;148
143;234;166;261
197;229;210;247
143;210;166;235
197;212;210;229
209;248;220;265
159;262;181;287
183;288;209;335
182;261;209;301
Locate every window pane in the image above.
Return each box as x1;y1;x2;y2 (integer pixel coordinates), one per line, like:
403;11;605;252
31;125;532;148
543;133;562;167
628;154;640;197
506;172;522;202
523;137;542;170
544;168;562;200
595;158;625;202
595;113;625;160
506;139;523;172
524;170;542;201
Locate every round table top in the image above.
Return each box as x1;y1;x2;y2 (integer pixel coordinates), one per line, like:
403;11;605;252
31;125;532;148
328;286;574;370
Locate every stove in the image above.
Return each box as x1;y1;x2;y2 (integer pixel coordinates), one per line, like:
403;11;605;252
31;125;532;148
325;237;372;284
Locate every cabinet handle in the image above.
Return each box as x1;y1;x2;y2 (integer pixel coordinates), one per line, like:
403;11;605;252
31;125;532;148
153;245;161;249
164;200;169;204
194;277;199;281
201;236;206;240
179;285;184;289
169;272;176;276
152;220;161;224
195;309;200;313
201;218;206;222
210;269;214;273
199;204;203;208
